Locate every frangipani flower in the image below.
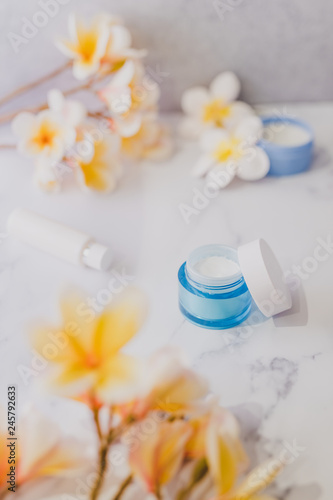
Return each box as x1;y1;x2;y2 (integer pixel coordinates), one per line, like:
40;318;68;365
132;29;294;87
193;116;270;188
11;91;86;192
102;23;147;71
74;130;122;192
57;14;145;80
129;419;192;495
47;89;86;129
99;60;160;137
12;110;76;165
31;291;146;404
56;14;110;80
180;71;254;139
116;347;208;420
0;406;86;493
206;408;249;497
121;114;173;161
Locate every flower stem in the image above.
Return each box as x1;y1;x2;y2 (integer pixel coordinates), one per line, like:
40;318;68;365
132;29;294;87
90;425;123;500
0;144;15;149
112;474;133;500
92;406;103;442
0;74;106;126
0;61;71;108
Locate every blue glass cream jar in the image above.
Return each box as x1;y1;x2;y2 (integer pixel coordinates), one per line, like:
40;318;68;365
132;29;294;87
178;239;292;330
258;116;314;176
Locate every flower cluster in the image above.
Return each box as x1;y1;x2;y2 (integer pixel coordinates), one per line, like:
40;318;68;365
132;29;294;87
10;290;285;500
7;13;172;193
180;72;270;188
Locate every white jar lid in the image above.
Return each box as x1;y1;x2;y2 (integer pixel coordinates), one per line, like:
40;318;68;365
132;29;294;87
238;239;292;317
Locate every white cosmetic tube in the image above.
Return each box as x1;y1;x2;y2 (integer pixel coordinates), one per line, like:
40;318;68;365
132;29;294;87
7;208;113;271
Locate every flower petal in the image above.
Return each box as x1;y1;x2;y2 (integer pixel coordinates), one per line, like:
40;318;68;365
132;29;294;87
11;112;36;138
47;89;65;113
232;458;284;499
210;71;241;103
237;146;270;181
181;86;210;117
109;25;132;52
199;128;230;153
192;154;216;177
72;60;100;80
111;60;135;87
224;101;255;131
116;113;142;137
234;116;263;145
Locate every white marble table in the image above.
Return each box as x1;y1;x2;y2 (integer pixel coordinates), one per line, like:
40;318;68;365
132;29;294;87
0;104;332;500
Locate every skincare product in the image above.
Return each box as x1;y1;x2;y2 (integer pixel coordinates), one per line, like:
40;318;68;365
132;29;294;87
7;208;113;271
258;117;314;176
178;240;291;330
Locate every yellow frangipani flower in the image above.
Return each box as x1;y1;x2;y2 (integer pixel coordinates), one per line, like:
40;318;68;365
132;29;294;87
129;419;192;495
31;291;145;404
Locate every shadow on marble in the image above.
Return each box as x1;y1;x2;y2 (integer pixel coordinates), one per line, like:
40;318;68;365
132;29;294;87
285;483;322;500
311;146;331;171
273;283;308;328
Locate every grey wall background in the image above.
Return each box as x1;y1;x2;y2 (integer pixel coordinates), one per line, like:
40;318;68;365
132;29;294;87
0;0;332;111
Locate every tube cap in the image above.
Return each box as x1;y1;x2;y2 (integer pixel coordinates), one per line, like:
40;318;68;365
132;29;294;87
238;239;292;317
82;242;113;271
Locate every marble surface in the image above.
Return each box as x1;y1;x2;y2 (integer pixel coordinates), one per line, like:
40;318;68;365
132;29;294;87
1;0;333;110
0;103;333;499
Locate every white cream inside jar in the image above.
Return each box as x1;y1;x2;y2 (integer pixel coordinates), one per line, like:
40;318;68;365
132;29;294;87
193;255;241;278
263;124;311;146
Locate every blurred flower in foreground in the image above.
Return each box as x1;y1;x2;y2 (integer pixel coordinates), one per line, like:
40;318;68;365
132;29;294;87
115;346;208;420
0;406;85;494
73;130;122;192
121;114;173;161
193;116;270;188
180;71;254;139
129;419;192;496
56;14;145;80
31;291;146;405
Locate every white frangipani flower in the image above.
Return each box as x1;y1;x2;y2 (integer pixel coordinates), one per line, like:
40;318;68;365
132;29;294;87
47;89;86;129
99;60;160;138
180;71;254;139
56;14;111;80
193;116;270;188
73;130;122;192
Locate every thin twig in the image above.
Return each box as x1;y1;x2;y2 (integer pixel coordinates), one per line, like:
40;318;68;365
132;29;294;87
93;406;103;442
0;61;71;108
0;74;109;126
0;144;16;149
112;475;133;500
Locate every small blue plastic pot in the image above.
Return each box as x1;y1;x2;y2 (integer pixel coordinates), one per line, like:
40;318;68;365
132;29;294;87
258;117;314;176
178;245;252;330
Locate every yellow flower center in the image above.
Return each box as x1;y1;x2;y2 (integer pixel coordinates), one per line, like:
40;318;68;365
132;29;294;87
213;137;242;163
32;121;58;151
77;26;99;63
203;99;231;126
